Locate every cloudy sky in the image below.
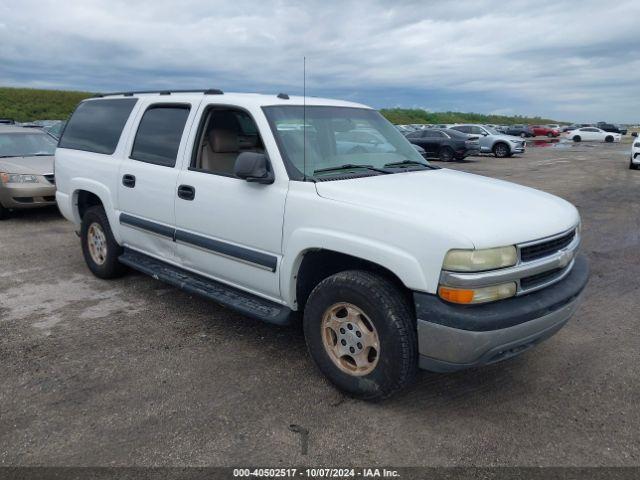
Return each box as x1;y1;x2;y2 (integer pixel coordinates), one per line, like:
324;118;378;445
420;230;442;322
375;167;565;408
1;0;639;122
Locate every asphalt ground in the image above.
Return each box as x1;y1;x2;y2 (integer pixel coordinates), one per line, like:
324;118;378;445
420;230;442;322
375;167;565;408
1;138;638;467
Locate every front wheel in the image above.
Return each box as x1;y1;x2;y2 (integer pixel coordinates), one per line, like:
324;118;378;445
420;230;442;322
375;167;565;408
573;135;581;142
546;132;553;138
605;136;614;143
493;142;510;158
303;270;417;400
520;132;527;138
631;159;639;170
0;203;8;221
81;206;127;279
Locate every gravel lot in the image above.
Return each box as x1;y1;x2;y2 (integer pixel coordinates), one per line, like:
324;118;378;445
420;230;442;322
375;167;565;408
1;139;638;467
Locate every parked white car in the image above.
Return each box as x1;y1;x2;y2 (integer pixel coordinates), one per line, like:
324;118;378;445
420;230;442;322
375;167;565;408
566;127;621;143
449;124;526;157
55;90;589;400
630;134;640;170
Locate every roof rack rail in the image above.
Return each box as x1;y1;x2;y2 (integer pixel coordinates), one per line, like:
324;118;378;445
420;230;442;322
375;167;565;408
277;93;290;99
93;89;224;98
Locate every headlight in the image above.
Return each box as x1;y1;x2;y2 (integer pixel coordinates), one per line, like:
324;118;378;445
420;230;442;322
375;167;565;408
0;173;40;184
442;246;517;272
439;282;517;304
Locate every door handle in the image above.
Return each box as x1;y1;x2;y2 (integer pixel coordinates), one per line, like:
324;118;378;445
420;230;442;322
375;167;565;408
177;184;195;201
122;174;136;188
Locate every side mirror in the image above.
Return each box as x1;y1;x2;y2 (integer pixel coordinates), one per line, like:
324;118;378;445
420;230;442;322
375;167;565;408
632;132;638;137
234;152;274;184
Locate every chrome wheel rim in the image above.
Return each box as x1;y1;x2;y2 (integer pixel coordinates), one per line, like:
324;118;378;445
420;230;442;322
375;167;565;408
87;223;108;265
321;303;380;376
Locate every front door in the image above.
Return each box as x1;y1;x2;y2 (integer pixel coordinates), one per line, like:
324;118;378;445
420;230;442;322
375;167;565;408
173;105;287;301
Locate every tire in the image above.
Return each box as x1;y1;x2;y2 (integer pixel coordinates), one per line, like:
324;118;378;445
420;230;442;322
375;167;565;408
303;270;417;401
631;159;639;170
81;206;127;279
439;147;454;162
546;132;553;138
573;135;581;142
493;142;510;158
0;203;8;221
520;132;526;138
605;136;614;143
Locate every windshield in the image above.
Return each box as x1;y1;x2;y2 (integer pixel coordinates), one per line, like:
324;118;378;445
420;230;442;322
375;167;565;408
263;106;428;179
0;132;56;157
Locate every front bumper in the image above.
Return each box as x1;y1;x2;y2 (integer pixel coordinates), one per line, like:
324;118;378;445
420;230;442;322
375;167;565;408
415;254;589;372
0;183;57;209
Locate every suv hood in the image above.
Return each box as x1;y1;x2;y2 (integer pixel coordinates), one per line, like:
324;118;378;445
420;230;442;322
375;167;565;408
315;169;579;249
0;155;55;175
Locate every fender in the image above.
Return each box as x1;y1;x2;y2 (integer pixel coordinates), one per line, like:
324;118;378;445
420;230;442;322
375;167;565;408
68;179;122;243
280;227;431;308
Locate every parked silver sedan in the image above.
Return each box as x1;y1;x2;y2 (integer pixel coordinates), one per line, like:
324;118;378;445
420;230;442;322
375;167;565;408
0;125;57;219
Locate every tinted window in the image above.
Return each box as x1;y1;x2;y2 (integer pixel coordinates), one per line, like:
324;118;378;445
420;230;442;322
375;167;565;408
131;105;190;167
59;99;137;154
444;128;467;139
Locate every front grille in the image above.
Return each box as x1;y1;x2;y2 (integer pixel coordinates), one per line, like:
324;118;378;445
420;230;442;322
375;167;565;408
44;174;55;185
520;267;565;290
520;230;576;262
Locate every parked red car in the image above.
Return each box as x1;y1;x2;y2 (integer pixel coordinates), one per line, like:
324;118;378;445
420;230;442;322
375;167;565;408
529;125;560;137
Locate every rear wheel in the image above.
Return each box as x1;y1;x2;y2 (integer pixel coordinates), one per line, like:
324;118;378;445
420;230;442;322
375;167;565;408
546;132;553;138
439;147;454;162
573;135;581;142
81;206;127;279
520;132;527;138
493;142;510;158
303;270;417;400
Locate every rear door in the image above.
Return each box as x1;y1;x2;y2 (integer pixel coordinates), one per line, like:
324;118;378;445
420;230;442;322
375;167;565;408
117;100;198;260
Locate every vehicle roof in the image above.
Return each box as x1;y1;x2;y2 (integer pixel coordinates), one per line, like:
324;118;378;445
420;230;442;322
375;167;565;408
0;125;48;134
84;91;370;109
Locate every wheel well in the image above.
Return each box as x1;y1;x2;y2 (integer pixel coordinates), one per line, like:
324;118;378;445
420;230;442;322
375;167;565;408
76;190;103;219
295;249;412;311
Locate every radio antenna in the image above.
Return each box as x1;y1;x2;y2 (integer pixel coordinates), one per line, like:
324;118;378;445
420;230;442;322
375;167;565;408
303;56;307;181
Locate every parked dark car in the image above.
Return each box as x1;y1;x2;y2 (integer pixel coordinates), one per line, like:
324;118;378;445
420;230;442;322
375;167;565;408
597;122;627;135
505;124;534;137
0;118;16;125
406;128;480;161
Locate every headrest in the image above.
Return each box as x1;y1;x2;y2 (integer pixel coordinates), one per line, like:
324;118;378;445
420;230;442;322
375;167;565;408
209;129;238;153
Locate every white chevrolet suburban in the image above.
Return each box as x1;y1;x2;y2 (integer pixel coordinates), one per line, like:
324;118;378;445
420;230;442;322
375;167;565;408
55;90;589;400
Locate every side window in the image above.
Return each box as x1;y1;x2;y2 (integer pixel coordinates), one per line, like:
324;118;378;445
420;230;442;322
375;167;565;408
130;105;190;167
471;126;484;135
59;98;138;154
191;108;265;177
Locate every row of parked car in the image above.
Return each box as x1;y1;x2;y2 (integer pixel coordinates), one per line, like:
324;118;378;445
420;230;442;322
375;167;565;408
397;121;631;162
0;118;66;139
398;121;629;138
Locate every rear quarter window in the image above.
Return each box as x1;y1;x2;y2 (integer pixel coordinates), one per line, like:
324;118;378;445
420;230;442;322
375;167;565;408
59;98;138;154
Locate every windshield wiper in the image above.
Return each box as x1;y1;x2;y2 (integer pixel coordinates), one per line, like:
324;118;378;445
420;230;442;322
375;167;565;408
383;160;430;169
313;164;391;175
